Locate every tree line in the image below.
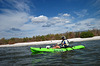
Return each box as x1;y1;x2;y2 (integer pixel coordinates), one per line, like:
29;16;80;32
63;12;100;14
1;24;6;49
0;29;100;45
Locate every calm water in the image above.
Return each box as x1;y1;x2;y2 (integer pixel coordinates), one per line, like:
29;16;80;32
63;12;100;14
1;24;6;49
0;40;100;66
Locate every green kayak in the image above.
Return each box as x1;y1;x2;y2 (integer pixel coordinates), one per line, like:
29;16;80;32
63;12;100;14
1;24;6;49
30;45;85;53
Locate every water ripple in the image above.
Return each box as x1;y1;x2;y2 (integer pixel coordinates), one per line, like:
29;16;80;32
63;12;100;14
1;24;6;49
0;40;100;66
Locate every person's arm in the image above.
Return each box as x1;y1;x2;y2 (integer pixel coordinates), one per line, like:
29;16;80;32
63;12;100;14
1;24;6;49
60;40;65;47
61;40;63;45
66;39;70;43
64;40;69;46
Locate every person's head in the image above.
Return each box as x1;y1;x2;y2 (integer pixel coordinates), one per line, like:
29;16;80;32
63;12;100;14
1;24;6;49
61;36;66;40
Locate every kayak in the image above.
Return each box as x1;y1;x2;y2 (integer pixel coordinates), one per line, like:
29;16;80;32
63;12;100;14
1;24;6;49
30;45;85;53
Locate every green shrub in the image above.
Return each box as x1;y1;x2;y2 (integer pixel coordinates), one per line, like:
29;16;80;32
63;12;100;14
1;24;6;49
80;31;94;38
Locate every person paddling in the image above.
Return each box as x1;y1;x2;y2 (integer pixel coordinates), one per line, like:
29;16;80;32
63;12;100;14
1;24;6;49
53;36;70;49
60;36;69;48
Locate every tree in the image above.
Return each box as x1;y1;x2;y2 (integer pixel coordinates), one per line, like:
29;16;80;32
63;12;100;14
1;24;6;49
8;38;16;44
75;32;81;38
0;38;8;44
55;34;61;40
41;35;45;41
80;31;94;38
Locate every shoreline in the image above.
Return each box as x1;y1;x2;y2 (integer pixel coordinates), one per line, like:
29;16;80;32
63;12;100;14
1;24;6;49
0;36;100;47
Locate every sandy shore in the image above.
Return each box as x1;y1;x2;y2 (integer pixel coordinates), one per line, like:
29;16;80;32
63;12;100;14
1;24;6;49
0;36;100;47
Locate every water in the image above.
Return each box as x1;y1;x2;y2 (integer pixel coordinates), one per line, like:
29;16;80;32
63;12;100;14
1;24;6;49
0;40;100;66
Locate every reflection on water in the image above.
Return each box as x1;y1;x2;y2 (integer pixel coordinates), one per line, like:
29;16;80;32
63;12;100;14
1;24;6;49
0;40;100;66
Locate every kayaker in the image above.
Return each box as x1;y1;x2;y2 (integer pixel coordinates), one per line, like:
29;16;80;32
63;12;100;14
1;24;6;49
52;36;69;49
60;36;69;48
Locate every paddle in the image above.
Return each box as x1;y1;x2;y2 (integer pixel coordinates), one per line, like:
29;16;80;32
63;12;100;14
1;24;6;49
69;41;74;44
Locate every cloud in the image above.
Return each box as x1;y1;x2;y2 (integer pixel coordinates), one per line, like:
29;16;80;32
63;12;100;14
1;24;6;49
87;0;100;18
20;23;39;31
0;0;33;12
0;0;30;32
14;0;30;12
0;0;100;39
42;24;51;27
64;18;100;31
52;17;60;20
1;17;99;39
51;15;70;23
0;0;32;38
0;11;29;31
74;9;88;18
42;13;71;27
52;17;66;23
52;16;70;23
63;13;70;17
93;0;100;9
29;13;70;28
29;15;48;23
10;28;21;31
92;10;100;18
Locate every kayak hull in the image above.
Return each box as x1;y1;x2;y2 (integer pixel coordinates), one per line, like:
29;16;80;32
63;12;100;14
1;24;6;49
30;45;85;53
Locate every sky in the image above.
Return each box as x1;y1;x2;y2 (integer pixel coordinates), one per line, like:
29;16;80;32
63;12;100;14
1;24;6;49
0;0;100;39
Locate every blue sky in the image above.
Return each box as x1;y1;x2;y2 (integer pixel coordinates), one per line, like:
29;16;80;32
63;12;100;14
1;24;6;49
0;0;100;39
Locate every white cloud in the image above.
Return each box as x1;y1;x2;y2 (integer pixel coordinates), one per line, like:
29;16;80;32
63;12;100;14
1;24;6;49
65;21;70;23
74;9;88;18
30;15;48;23
0;0;32;38
29;14;70;28
0;11;29;31
63;13;70;17
14;0;30;12
0;0;32;12
20;23;36;30
52;16;69;23
0;0;100;39
52;17;60;20
64;18;100;31
0;0;31;32
50;16;70;24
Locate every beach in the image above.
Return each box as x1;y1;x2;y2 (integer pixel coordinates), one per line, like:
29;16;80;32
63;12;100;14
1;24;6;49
0;36;100;47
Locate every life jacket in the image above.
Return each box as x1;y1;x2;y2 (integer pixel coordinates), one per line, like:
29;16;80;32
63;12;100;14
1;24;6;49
61;39;69;46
